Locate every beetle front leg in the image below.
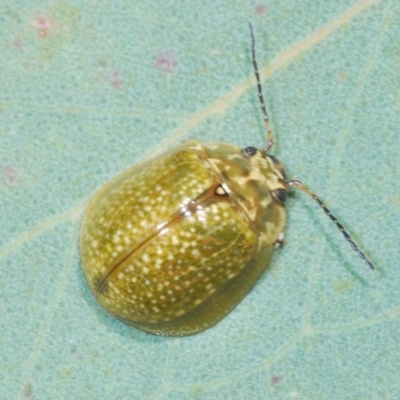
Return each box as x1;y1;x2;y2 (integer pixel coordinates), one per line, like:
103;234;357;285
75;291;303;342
273;232;285;249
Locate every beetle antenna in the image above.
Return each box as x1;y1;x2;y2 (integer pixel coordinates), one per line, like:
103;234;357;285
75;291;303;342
287;180;375;270
249;22;273;153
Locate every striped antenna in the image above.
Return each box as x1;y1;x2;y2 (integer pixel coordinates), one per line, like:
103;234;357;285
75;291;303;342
249;23;274;152
287;180;375;270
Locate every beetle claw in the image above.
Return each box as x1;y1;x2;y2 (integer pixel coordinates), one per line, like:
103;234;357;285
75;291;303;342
273;232;285;249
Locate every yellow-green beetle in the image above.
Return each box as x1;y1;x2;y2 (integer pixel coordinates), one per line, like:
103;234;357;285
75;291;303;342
80;24;374;336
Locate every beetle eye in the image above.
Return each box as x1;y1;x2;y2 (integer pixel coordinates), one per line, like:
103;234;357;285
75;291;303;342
242;146;257;157
274;188;287;204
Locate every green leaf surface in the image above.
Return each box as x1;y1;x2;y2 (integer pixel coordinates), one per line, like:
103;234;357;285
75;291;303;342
1;0;399;399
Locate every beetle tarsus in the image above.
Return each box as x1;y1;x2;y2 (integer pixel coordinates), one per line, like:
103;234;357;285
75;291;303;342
273;232;285;249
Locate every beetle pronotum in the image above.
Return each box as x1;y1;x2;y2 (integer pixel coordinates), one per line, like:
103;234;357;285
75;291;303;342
80;24;374;336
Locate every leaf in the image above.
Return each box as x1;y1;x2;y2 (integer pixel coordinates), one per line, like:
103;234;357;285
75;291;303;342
1;0;399;399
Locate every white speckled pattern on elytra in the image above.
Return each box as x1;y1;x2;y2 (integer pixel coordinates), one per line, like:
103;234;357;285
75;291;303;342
98;201;255;322
81;141;287;335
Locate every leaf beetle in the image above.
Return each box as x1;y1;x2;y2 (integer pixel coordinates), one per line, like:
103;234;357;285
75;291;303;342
80;24;374;336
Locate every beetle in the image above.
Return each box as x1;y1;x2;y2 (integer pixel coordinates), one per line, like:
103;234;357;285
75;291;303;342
80;24;374;336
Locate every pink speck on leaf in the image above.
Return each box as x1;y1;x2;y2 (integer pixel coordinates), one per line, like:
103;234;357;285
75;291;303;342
3;165;19;187
13;36;24;48
255;4;267;15
156;52;176;73
96;62;123;89
271;375;281;385
109;71;123;88
31;16;58;37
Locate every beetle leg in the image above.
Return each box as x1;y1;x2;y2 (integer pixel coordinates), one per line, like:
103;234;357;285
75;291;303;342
273;232;285;249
